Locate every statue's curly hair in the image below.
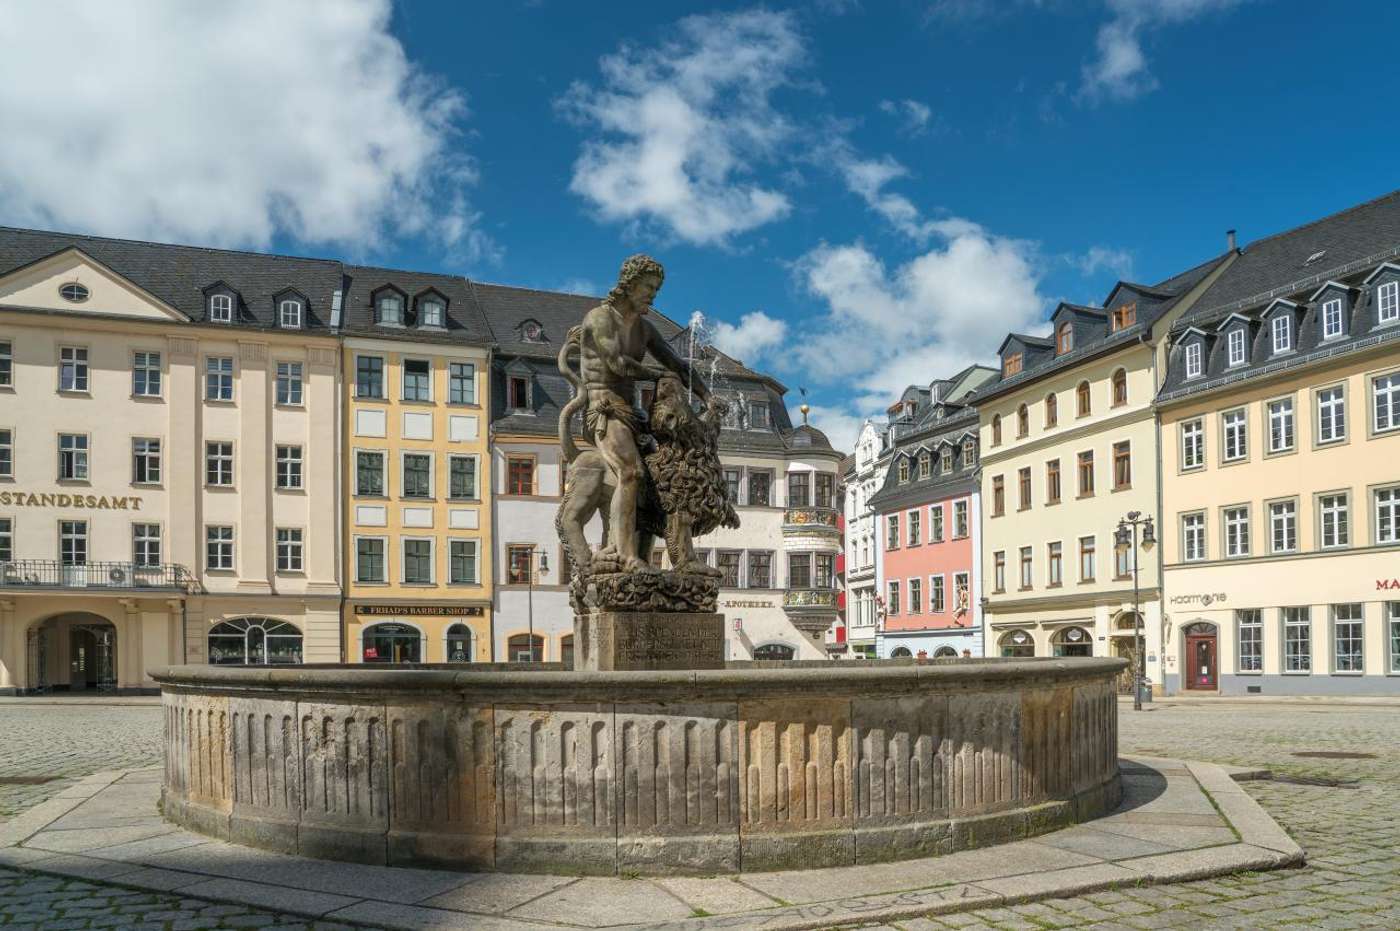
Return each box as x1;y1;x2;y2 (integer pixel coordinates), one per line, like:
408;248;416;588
607;254;665;305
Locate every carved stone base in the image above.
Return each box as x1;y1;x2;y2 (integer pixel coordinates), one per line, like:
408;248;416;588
586;566;719;613
574;610;725;671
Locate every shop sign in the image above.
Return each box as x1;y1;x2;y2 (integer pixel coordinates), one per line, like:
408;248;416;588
1168;592;1227;607
1377;579;1400;591
0;491;144;510
355;604;483;616
722;599;774;608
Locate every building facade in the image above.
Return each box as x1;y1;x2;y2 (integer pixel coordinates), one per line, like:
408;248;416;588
0;229;343;692
340;267;494;664
1157;192;1400;696
839;422;889;657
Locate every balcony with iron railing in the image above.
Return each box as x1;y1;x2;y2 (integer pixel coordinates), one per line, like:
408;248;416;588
0;560;194;592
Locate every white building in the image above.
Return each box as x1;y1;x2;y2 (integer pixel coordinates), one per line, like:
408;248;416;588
838;420;890;657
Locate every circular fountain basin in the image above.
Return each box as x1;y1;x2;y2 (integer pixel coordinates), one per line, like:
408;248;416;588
152;658;1124;875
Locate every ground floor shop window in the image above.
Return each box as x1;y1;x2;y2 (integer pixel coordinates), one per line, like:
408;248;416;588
1332;604;1364;673
509;633;543;662
446;624;473;662
753;643;795;661
999;630;1034;658
933;646;958;658
209;618;302;665
561;634;574;668
1236;609;1262;672
1052;626;1092;657
890;646;913;658
363;623;421;663
1389;603;1400;674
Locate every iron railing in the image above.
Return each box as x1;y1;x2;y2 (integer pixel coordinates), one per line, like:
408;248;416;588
0;560;193;592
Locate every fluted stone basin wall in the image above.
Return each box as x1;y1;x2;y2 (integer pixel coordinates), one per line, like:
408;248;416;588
152;658;1124;875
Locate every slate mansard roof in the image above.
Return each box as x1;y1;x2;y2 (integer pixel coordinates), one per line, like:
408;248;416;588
867;404;980;512
1160;189;1400;402
341;264;493;345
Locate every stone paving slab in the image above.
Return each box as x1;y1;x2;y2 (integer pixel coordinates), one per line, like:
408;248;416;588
0;756;1302;930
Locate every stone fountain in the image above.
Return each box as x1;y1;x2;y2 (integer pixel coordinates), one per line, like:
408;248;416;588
152;255;1124;876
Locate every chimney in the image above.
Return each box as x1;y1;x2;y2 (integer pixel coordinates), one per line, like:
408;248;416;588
1226;229;1237;252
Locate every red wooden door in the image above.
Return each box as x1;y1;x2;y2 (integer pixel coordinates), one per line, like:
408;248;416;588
1185;634;1217;690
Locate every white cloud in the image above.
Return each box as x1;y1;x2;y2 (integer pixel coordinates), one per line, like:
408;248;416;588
823;139;944;242
0;0;493;261
1072;245;1135;279
555;278;601;297
1080;0;1243;103
560;9;807;247
710;310;789;365
878;98;933;135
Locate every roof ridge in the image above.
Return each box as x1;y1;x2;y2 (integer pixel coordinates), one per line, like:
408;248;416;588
472;279;602;300
1235;188;1400;253
0;224;343;267
345;263;470;282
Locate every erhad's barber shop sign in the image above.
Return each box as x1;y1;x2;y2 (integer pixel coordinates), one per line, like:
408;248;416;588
0;491;145;510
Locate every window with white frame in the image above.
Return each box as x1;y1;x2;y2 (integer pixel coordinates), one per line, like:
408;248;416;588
205;356;234;401
449;454;477;499
402;359;431;402
1227;328;1246;366
1322;299;1344;339
1236;609;1262;673
206;441;234;486
132;437;161;484
954;500;968;538
1283;606;1311;672
132;351;161;397
275;362;303;405
59;346;88;392
419;298;445;328
908;577;922;613
1182;512;1206;561
1376;485;1400;545
930;505;944;542
0;428;11;478
377;293;403;325
355;355;384;399
1388;602;1400;674
0;517;12;562
930;575;945;612
132;523;161;567
1379;280;1399;324
1271;314;1291;353
209;293;233;322
356;450;385;496
1019;546;1033;589
1222;409;1247;461
58;433;88;480
0;340;11;387
206;525;234;570
60;520;87;565
402;453;432;498
1048;541;1063;586
1269;499;1297;553
1184;341;1202;378
402;538;433;583
955;572;970;610
1267;398;1294;452
1319;492;1349;548
450;539;479;583
448;362;475;404
275;445;303;489
1317;385;1346;443
887;580;900;615
886;514;899;549
1224;505;1250;557
276;528;303;571
356;537;386;582
279;299;302;329
1374;372;1400;433
1181;418;1204;469
907;509;921;546
1333;603;1363;672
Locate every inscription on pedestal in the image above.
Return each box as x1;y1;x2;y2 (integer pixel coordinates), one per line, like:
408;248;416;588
576;611;725;671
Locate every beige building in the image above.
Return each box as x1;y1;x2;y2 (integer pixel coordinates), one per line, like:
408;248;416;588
974;254;1230;694
0;229;342;692
1157;193;1400;696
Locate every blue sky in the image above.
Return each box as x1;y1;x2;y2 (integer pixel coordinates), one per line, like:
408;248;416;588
3;1;1398;450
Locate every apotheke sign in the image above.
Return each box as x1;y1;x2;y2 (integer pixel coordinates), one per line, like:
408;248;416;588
0;491;144;510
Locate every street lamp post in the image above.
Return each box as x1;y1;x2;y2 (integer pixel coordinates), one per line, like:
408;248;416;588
524;547;549;663
1114;511;1156;711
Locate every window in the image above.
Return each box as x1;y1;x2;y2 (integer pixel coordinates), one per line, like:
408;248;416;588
723;469;740;503
1222;408;1248;461
1237;610;1262;673
59;281;89;303
716;551;741;587
419;299;445;328
1224;505;1250;557
887;580;900;615
1374;372;1400;433
1317;385;1346;444
132;438;161;484
1271;314;1292;353
1041;457;1064;508
132;351;161;397
1113;441;1131;489
1019;547;1033;589
1320;492;1349;548
993;552;1005;592
991;415;1002;446
788;472;811;507
0;429;11;478
991;475;1005;516
206;525;234;570
377;294;403;325
508;376;529;411
1181;418;1204;470
1048;541;1063;586
1057;322;1073;354
132;523;161;567
816;473;835;508
508;633;543;663
1045;393;1057;427
1182;512;1206;561
275;445;303;490
1079;536;1096;582
279;299;302;329
58;433;88;480
1322;298;1344;339
788;553;812;589
747;551;772;588
929;505;944;542
447;624;473;662
749;401;770;429
507;457;534;495
356;451;385;496
205;356;234;401
1226;328;1246;366
1269;500;1297;553
402;453;432;498
0;517;14;561
1077;451;1094;496
1111;368;1127;407
1333;604;1364;673
907;509;921;545
748;471;771;506
1115;543;1131;580
942;446;954;472
449;455;477;499
954;500;968;538
1283;607;1311;672
206;441;233;486
928;574;945;612
1379;280;1400;324
1184;341;1202;379
1003;352;1023;376
1389;602;1400;674
450;540;478;584
1111;302;1135;331
401;539;432;583
275;362;303;405
356;538;386;582
59;347;88;392
1016;404;1029;438
908;577;922;613
448;362;475;404
402;359;431;402
356;356;384;399
886;514;899;549
1376;485;1400;545
60;520;87;566
1000;630;1034;658
1053;627;1093;657
1018;467;1031;510
209;293;233;323
0;341;9;387
918;451;931;478
276;528;303;572
1076;381;1091;417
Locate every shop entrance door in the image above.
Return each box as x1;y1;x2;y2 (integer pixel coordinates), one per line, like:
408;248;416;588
1184;624;1217;691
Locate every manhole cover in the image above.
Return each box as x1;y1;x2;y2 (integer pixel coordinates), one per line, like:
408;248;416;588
1292;751;1376;760
0;776;58;785
1273;774;1360;789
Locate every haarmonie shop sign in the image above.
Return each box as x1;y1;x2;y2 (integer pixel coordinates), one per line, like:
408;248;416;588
0;491;145;510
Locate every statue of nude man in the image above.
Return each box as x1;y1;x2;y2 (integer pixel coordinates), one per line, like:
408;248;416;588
571;254;707;572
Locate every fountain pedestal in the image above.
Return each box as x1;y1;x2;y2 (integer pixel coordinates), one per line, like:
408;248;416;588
574;610;725;671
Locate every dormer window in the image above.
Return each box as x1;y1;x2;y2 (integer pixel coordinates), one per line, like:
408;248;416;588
1185;341;1202;379
1321;298;1344;340
521;320;545;343
508;375;530;412
942;446;954;472
917;451;930;478
898;458;909;483
749;401;770;429
419;299;444;328
279;299;302;329
1271;314;1291;354
1111;302;1136;332
1380;280;1399;324
210;294;233;323
1227;328;1246;366
961;438;974;464
1057;322;1073;354
377;294;403;325
1003;353;1023;376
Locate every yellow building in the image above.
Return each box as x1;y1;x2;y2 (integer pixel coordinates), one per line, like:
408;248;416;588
1158;193;1400;696
340;267;494;663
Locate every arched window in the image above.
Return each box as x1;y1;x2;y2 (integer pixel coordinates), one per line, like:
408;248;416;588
999;629;1034;658
560;634;575;669
1076;381;1091;417
508;633;544;662
209;617;302;665
1016;404;1029;438
991;415;1002;446
1045;393;1058;428
1111;368;1128;407
278;299;302;329
363;622;421;663
1057;322;1073;354
753;643;795;661
445;624;473;663
890;646;913;658
933;646;958;658
1052;626;1093;658
209;293;233;323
